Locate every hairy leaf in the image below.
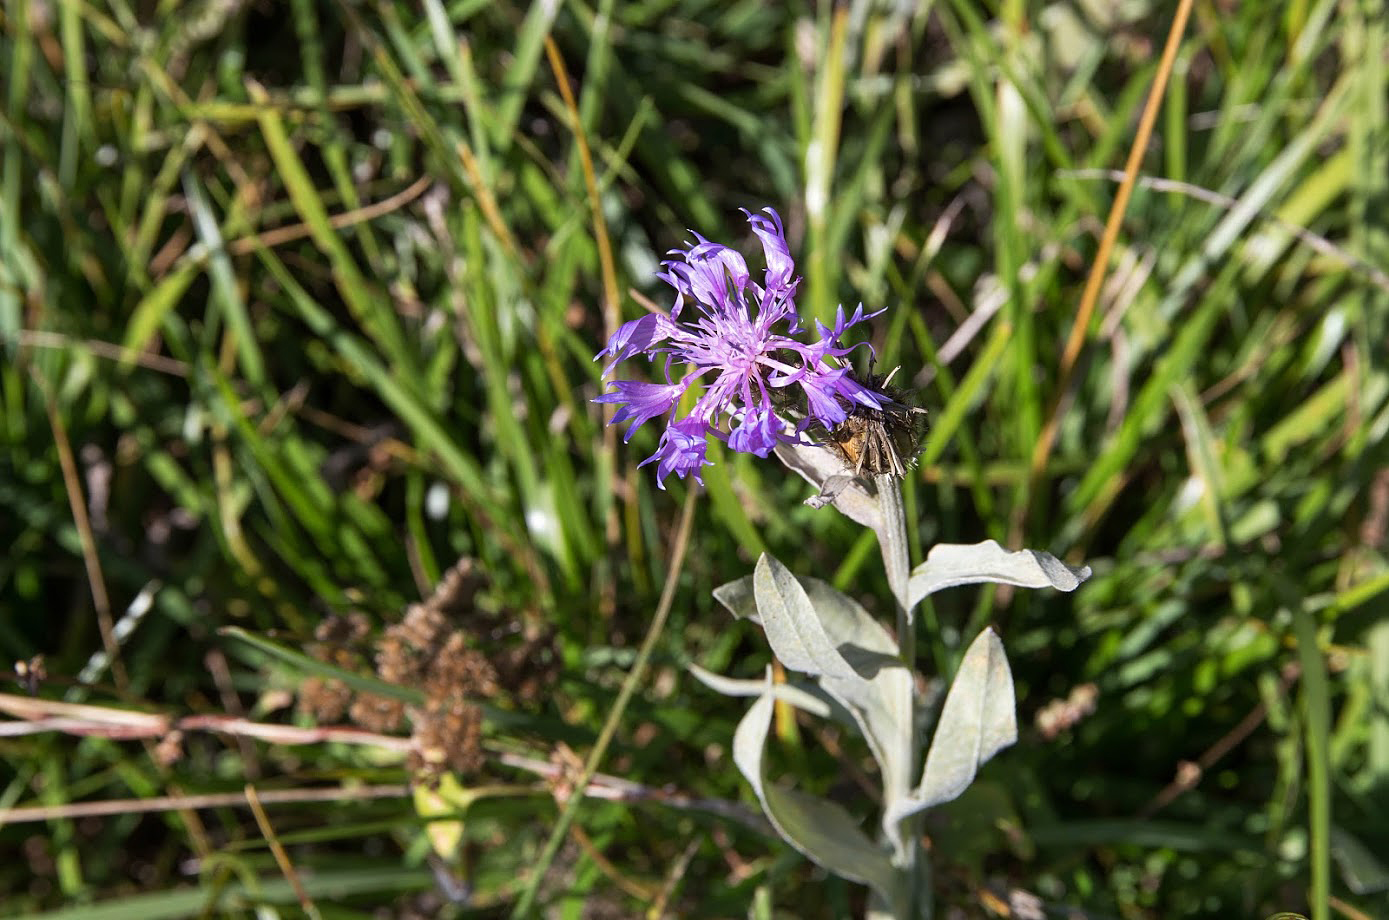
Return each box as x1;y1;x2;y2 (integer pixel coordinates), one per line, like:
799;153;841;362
907;539;1091;606
716;558;914;855
686;663;833;718
885;628;1016;826
733;682;902;905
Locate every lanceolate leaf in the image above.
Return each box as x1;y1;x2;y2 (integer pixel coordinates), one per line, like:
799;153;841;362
790;574;914;844
732;682;902;907
715;558;914;855
712;572;758;622
752;554;862;681
885;628;1016;827
686;663;834;718
907;539;1091;607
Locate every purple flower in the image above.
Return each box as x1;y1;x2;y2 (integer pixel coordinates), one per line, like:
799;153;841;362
594;380;685;442
594;207;884;487
639;417;712;488
728;407;780;458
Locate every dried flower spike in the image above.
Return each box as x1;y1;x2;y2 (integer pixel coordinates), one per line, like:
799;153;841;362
595;207;888;488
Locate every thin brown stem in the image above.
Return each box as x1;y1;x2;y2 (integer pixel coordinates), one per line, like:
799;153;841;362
246;784;322;920
510;488;700;918
39;379;126;694
226;175;432;255
545;36;625;585
0;784;411;824
1028;0;1196;492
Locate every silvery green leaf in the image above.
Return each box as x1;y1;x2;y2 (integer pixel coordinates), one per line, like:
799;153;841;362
774;442;883;530
733;683;901;905
753;554;861;681
791;576;902;678
789;576;914;833
720;559;914;856
689;663;868;752
717;566;900;668
712;574;757;623
685;663;833;718
884;628;1016;827
907;539;1091;607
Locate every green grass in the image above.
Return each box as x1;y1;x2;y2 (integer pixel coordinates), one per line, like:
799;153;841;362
2;1;1388;917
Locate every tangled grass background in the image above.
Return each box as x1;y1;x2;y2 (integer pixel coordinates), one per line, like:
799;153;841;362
1;1;1387;917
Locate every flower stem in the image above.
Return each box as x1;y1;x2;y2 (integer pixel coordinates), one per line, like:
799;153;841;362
873;474;929;919
874;474;914;671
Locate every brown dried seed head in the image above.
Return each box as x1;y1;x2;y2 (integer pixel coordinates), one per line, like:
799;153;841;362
394;604;448;653
314;612;370;644
298;676;353;724
362;555;557;724
425;556;482;619
410;699;484;781
375;601;453;688
349;693;407;733
426;632;499;701
375;631;427;687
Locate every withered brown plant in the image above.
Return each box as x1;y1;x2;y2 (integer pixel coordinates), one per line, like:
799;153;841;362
294;557;555;784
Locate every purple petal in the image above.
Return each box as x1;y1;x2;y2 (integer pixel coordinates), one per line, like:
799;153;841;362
801;373;850;426
811;303;886;361
596;314;676;376
742;207;795;292
795;364;887;427
667;251;740;315
658;261;715;312
755;283;799;330
837;374;887;410
688;235;751;294
639;417;711;489
727;407;783;458
594;379;686;441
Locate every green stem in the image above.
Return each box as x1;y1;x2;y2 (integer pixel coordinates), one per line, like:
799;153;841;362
872;474;928;919
509;489;699;918
1292;602;1331;920
875;474;914;670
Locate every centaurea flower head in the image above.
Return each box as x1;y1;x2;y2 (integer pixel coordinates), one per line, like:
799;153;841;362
595;207;886;488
